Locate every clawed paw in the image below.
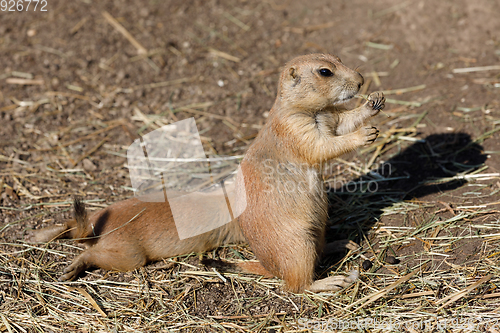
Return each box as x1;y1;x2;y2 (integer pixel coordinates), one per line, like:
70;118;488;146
59;261;83;281
366;91;385;115
363;126;379;145
59;267;76;281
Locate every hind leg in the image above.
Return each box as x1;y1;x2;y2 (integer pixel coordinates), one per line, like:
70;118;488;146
28;224;72;243
60;244;148;281
271;240;359;293
307;241;360;292
28;219;80;243
236;261;274;278
60;249;94;281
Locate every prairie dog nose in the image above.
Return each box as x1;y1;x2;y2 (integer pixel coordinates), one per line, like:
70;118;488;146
357;72;364;89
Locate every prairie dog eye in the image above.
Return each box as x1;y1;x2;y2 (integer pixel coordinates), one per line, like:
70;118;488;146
319;68;334;77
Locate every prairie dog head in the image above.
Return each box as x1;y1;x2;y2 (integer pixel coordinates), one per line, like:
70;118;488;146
277;54;364;111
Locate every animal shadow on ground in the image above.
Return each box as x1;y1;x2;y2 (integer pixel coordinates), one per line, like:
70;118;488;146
321;132;487;272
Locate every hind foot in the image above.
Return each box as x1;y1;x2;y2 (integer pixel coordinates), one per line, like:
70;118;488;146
59;253;90;281
307;270;359;292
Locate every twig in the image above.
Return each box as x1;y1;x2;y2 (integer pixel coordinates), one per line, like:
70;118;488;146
452;65;500;74
102;11;148;55
6;78;44;85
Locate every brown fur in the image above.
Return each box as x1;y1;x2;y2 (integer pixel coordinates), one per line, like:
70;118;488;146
31;53;385;292
33;197;245;281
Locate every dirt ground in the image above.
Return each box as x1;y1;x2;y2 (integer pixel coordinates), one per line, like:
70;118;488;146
1;0;500;331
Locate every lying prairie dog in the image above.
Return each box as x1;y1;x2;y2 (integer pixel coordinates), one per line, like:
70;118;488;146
31;53;385;293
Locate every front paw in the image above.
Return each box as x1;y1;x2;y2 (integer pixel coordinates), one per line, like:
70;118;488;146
366;91;385;115
363;126;379;145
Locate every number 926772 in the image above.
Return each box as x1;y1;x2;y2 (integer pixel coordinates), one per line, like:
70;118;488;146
1;0;47;11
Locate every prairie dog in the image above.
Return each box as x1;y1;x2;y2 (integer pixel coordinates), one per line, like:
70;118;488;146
31;54;385;292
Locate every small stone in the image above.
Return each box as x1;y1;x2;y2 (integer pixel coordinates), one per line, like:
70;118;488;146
83;159;97;172
116;70;126;82
51;77;60;88
48;133;59;146
385;255;400;265
27;29;37;37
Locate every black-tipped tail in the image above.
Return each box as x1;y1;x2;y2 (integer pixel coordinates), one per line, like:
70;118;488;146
73;197;88;234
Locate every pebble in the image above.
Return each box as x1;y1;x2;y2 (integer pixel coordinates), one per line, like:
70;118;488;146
83;159;97;172
385;256;400;265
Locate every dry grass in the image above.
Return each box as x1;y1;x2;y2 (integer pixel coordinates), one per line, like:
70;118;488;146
1;82;499;332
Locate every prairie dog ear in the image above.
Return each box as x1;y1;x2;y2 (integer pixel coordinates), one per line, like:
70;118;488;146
289;66;298;79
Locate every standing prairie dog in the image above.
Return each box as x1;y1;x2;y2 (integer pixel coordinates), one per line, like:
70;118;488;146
31;54;385;293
